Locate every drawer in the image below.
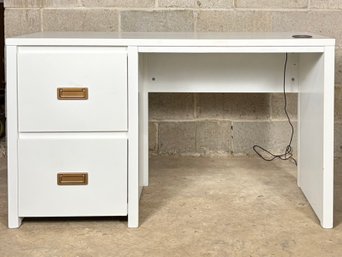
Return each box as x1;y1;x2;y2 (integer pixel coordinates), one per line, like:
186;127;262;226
18;47;127;132
18;134;127;216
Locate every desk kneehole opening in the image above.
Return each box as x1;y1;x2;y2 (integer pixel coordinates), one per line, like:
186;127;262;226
57;173;88;186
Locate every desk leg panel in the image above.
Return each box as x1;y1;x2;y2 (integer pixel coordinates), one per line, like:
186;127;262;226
322;46;335;228
128;46;139;228
139;54;149;186
298;49;334;228
6;46;23;228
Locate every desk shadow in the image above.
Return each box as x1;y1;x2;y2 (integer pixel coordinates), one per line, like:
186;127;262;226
334;158;342;227
244;158;342;227
23;216;128;224
142;156;342;228
139;156;198;225
0;156;8;229
241;157;342;228
140;156;311;226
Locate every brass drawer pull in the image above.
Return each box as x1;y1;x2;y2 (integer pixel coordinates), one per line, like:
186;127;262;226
57;88;88;100
57;173;88;186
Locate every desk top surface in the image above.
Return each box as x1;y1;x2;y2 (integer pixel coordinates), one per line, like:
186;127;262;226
6;32;335;47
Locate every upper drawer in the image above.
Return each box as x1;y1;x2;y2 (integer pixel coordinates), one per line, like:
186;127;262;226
18;47;127;132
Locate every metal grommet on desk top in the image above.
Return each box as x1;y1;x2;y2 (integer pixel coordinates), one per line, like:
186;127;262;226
292;34;313;38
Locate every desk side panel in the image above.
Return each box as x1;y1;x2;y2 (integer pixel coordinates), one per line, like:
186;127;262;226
6;46;23;228
298;51;334;228
139;54;149;187
128;46;140;228
322;46;335;228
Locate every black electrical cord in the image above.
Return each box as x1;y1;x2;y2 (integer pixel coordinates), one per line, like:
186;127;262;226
253;53;297;166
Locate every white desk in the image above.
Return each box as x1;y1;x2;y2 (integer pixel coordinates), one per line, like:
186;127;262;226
6;32;335;229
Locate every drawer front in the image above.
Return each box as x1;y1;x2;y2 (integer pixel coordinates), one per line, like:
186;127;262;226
18;135;127;216
18;47;127;132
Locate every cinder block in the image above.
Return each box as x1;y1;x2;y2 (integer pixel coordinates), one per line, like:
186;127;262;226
271;11;342;46
336;48;342;85
334;122;342;157
149;122;158;152
196;0;234;8
5;8;41;38
232;121;297;156
121;10;194;32
335;87;342;121
158;122;196;154
310;0;342;9
4;0;82;7
82;0;155;8
43;9;118;32
271;93;297;120
196;11;272;32
159;0;233;8
4;0;43;7
196;93;270;120
158;121;233;155
149;93;194;120
235;0;308;9
196;93;224;119
158;0;195;8
196;121;232;154
44;0;82;7
0;137;6;157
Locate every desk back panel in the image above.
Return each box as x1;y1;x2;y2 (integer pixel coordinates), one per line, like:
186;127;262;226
143;53;298;93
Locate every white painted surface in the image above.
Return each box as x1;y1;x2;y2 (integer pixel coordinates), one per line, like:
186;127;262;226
143;53;298;93
297;79;302;189
18;47;127;132
18;134;127;216
6;32;335;47
128;46;140;228
298;53;324;225
6;46;23;228
6;32;335;229
139;46;325;53
322;46;335;228
298;50;334;228
139;55;149;187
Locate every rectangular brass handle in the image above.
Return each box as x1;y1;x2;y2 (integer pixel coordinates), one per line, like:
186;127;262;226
57;87;88;100
57;173;88;186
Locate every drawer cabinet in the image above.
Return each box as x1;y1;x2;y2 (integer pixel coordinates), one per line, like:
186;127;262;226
15;46;129;220
18;47;128;132
18;135;127;217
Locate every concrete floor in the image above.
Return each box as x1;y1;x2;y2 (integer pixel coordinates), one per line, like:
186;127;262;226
0;155;342;257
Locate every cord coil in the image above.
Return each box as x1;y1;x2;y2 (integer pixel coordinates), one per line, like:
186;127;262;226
253;53;297;166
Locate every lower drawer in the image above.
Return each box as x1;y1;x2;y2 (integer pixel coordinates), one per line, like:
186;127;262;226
18;134;127;217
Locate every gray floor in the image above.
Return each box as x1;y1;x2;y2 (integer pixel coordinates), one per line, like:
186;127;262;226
0;155;341;257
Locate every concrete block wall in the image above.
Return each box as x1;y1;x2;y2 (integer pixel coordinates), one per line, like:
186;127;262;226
3;0;342;157
149;93;297;156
